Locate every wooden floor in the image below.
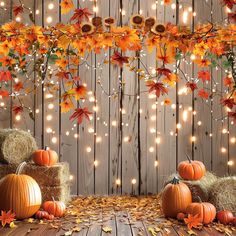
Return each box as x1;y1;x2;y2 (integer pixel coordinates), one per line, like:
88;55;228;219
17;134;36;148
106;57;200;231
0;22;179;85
0;196;235;236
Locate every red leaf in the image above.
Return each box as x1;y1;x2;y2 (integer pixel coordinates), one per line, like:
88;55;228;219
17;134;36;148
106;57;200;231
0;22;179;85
198;70;211;82
13;82;23;92
156;67;171;77
111;51;129;67
69;107;92;124
228;110;236;123
221;98;235;109
224;76;233;87
186;82;198;91
0;71;12;82
0;90;9;98
13;5;24;17
146;81;168;98
228;11;236;22
70;8;92;23
198;89;209;99
12;105;23;115
221;0;236;9
0;210;15;227
56;71;70;80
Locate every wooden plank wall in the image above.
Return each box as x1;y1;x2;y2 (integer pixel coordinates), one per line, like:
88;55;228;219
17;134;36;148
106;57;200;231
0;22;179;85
0;0;236;195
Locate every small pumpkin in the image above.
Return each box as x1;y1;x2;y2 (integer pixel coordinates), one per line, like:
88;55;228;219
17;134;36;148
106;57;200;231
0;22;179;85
46;214;55;220
161;177;192;218
177;212;186;221
178;155;206;180
217;210;234;225
42;199;66;217
0;162;42;219
186;197;216;224
32;146;58;166
35;210;49;219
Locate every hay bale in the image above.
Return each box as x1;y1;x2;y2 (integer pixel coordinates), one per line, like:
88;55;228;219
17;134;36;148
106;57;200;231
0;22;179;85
209;176;236;214
0;162;70;186
0;129;37;164
41;184;71;204
164;172;218;202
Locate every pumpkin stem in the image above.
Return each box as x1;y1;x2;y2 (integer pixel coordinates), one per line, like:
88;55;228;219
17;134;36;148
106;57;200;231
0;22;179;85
186;154;192;163
171;176;180;185
52;196;55;202
16;161;27;175
197;196;202;203
45;146;49;150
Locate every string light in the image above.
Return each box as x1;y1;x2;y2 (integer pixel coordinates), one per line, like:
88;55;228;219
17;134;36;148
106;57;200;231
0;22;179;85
46;16;53;24
15;115;21;121
51;137;57;143
116;179;121;186
154;161;158;167
228;160;234;166
221;147;227;153
131;179;137;185
230;137;236;144
86;147;92;153
94;160;98;167
48;3;54;10
0;1;5;7
149;147;154;153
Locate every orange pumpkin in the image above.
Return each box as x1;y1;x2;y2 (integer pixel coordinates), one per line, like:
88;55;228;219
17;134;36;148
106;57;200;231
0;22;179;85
217;210;234;225
0;162;42;219
186;198;216;224
232;218;236;226
161;177;192;218
178;155;206;180
42;199;65;217
35;210;49;219
32;146;58;166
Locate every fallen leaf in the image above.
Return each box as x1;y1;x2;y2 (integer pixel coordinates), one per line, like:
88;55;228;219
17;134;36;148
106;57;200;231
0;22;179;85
9;222;17;228
187;229;198;235
102;226;112;233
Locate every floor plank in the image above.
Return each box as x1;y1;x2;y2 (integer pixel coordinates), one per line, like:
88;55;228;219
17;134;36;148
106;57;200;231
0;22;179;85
115;212;132;236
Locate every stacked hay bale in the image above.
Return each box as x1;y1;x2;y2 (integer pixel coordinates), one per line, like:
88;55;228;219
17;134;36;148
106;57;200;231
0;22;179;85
0;129;71;204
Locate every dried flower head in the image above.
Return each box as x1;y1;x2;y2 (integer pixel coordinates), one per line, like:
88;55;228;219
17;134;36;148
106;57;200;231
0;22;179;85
104;17;116;27
81;22;94;35
152;24;166;34
130;14;144;27
92;16;103;28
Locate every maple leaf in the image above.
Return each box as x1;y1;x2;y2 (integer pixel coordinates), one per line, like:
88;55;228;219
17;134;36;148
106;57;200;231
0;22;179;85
156;67;171;77
186;82;198;92
198;70;211;82
111;51;129;67
13;5;24;17
56;71;70;80
0;210;15;227
221;98;235;109
195;59;211;67
0;71;12;82
60;100;74;113
184;214;202;230
198;89;209;99
224;76;233;87
70;8;92;23
0;90;9;98
164;0;171;4
228;11;236;22
12;105;23;115
221;0;236;9
60;0;74;14
228;110;236;123
13;82;23;92
73;85;87;100
69;107;92;124
146;81;168;98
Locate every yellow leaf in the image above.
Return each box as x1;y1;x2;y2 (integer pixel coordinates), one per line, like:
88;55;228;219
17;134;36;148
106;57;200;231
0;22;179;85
75;218;82;224
147;227;157;236
102;226;112;233
60;0;74;14
9;222;17;228
187;230;198;235
64;230;73;236
73;226;81;232
28;218;34;223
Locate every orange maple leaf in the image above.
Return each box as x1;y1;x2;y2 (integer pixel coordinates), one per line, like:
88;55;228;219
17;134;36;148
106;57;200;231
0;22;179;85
60;100;74;113
72;85;87;100
198;88;209;99
70;8;92;23
13;82;23;92
0;210;15;227
195;58;211;67
146;81;168;98
184;214;202;230
198;70;211;82
60;0;74;14
0;90;9;98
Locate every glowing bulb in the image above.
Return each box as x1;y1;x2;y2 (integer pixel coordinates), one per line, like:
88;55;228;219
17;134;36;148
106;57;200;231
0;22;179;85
112;121;117;127
188;7;193;12
121;9;126;15
155;137;161;144
222;128;228;134
176;123;182;129
93;6;98;13
0;102;5;107
226;7;232;13
228;160;234;166
35;109;39;114
86;147;92;153
94;160;98;167
150;128;156;134
124;136;130;142
182;110;188;122
193;110;197;115
46;16;53;23
0;1;5;7
89;97;95;102
93;106;98;112
69;175;74;181
131;179;137;185
66;131;70;136
197;121;202;126
46;115;52;121
170;131;174;136
193;12;197;17
191;136;196;142
230;137;236;143
88;127;94;133
151;115;156;121
190;54;196;60
151;3;157;10
149;147;154;153
96;136;102;143
48;3;54;9
74;134;78;138
121;109;126;114
51;137;57;143
15;115;21;121
46;127;52;133
154;161;158;167
48;103;54;109
149;93;156;99
14;78;19;83
16;16;21;22
171;104;176;109
182;10;188;24
171;3;176;9
221;147;227;153
35;9;40;15
116;179;121;186
45;93;53;99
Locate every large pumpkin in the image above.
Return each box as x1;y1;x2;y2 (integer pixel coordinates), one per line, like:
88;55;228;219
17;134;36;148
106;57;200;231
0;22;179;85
32;146;58;166
186;198;216;224
161;177;192;218
0;162;42;219
42;199;66;217
178;155;206;180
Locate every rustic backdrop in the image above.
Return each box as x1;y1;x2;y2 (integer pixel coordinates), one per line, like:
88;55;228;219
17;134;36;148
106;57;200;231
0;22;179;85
0;0;235;195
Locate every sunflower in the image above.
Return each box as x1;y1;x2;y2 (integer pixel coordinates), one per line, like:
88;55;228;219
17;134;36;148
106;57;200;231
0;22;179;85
130;14;144;28
144;17;156;31
81;22;94;35
92;16;103;28
152;24;166;34
104;17;116;27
